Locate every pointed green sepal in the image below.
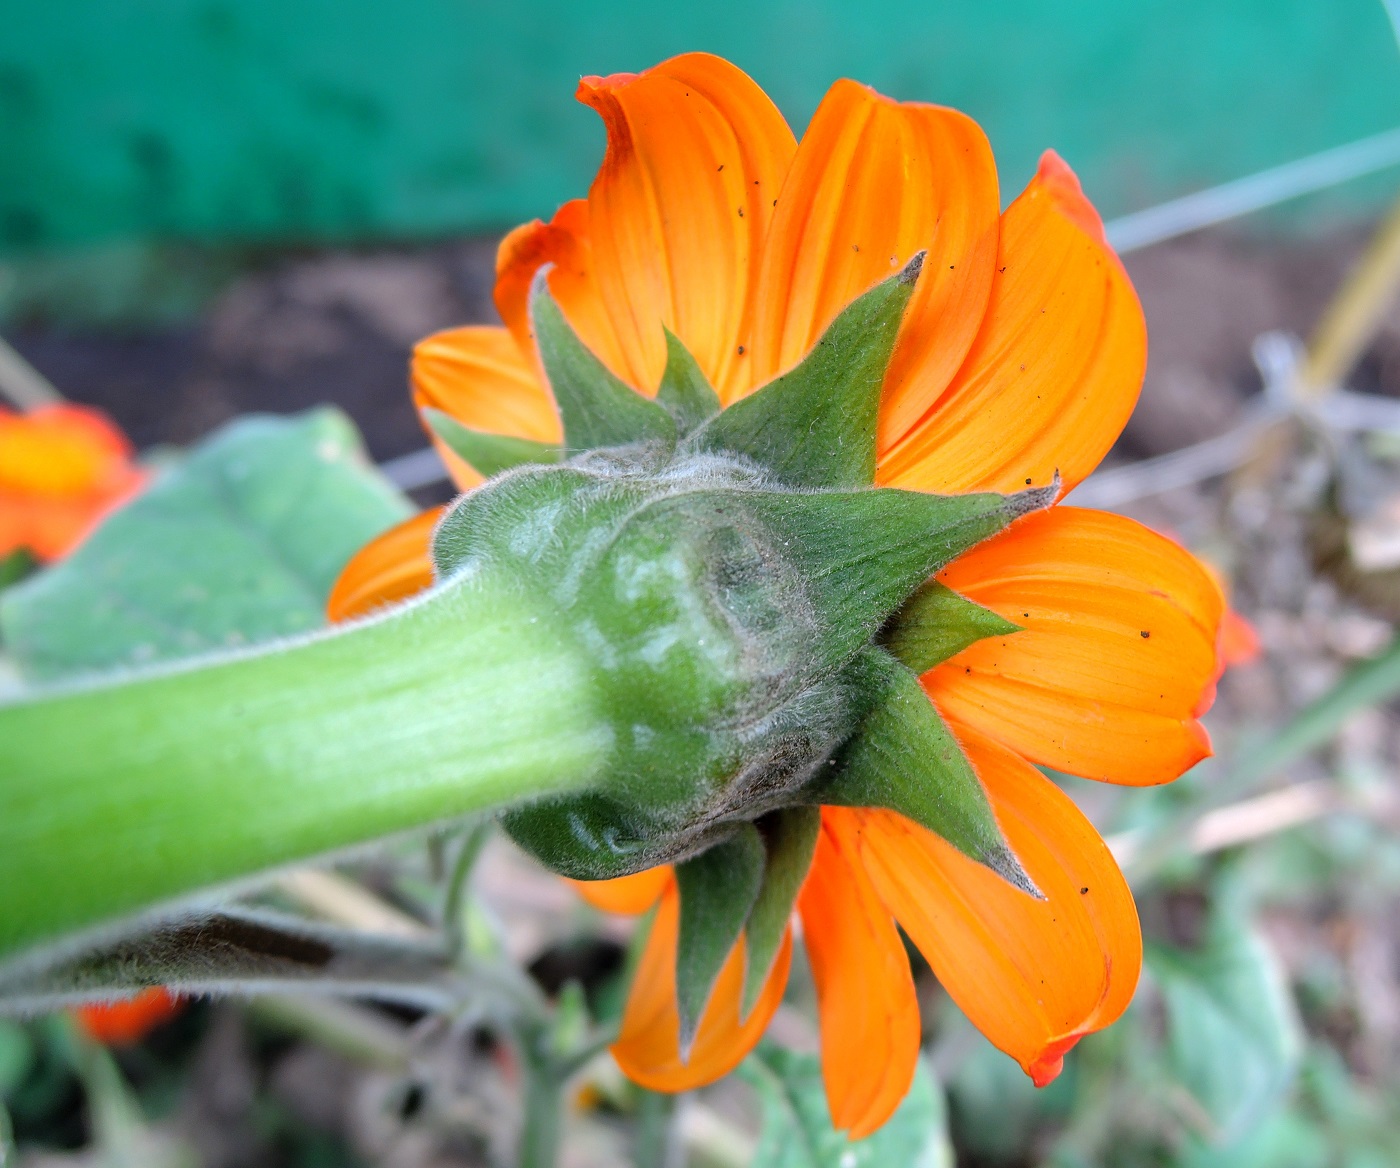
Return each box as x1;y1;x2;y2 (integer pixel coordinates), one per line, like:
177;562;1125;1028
883;580;1023;674
817;649;1039;897
748;480;1055;668
688;252;924;488
422;407;562;478
742;806;819;1018
675;824;766;1058
529;270;676;451
656;329;722;435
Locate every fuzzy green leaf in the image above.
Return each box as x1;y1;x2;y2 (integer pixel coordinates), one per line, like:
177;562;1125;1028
1150;911;1303;1144
743;807;820;1017
740;1044;954;1166
689;253;924;488
422;406;561;477
656;328;722;435
530;271;676;451
0;907;453;1015
0;409;411;680
817;649;1037;896
675;825;766;1057
750;481;1054;670
883;580;1022;674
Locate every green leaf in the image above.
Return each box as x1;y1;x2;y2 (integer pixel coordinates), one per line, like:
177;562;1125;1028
656;328;722;435
689;253;924;489
740;1044;954;1167
530;272;676;452
0;409;411;681
675;825;766;1056
944;1015;1072;1163
0;550;35;594
0;907;452;1014
817;650;1037;895
422;406;561;477
1149;913;1303;1145
750;481;1054;670
883;580;1022;674
1178;1104;1328;1168
0;1020;32;1097
743;807;820;1016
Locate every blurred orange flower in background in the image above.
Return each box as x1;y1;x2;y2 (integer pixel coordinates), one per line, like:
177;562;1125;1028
330;53;1228;1137
73;987;183;1046
0;403;145;563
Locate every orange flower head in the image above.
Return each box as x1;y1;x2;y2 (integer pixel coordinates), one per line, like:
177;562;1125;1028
330;54;1228;1136
73;986;183;1046
0;404;145;562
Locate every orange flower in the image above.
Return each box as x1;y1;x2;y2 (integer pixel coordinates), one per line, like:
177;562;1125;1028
330;54;1225;1135
73;987;183;1046
0;404;145;562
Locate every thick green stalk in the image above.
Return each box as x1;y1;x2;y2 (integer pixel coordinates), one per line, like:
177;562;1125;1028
0;566;612;961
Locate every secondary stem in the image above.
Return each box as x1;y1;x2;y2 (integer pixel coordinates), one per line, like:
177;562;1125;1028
517;1033;565;1168
0;565;613;961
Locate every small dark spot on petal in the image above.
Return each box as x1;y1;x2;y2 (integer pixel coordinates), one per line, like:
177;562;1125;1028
737;207;744;217
1080;887;1089;895
717;164;724;172
1025;478;1032;484
737;345;746;355
1140;630;1151;638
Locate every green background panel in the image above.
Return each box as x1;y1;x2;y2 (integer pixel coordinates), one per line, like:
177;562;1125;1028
2;0;1399;252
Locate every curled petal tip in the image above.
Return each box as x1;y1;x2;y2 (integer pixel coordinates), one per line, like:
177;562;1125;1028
1026;1031;1083;1087
575;70;635;105
1035;150;1109;248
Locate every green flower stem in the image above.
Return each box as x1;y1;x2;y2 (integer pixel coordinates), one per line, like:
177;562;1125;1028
517;1045;565;1168
632;1089;677;1168
0;566;613;962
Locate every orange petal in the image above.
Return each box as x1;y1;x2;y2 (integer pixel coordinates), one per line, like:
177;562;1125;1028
853;724;1141;1085
494;200;634;386
74;987;184;1046
1220;608;1261;668
878;151;1145;495
410;326;562;490
326;507;442;624
1196;561;1261;671
926;507;1222;785
799;810;921;1138
575;53;797;399
612;879;791;1092
568;866;672;915
748;79;1000;444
